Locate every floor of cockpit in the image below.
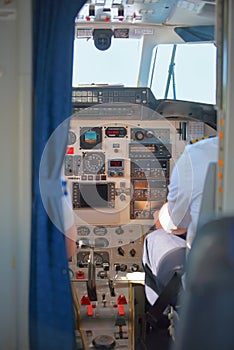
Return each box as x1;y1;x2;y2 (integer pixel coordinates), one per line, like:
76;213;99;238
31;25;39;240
136;314;171;350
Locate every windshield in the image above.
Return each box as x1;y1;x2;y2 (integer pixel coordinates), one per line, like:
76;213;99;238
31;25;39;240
73;38;216;105
72;37;143;87
150;43;217;104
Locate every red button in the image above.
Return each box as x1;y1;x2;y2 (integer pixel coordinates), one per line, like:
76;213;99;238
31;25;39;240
66;147;74;154
76;270;84;279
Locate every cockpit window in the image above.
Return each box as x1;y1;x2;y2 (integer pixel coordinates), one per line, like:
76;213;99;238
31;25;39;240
150;43;217;104
72;37;143;87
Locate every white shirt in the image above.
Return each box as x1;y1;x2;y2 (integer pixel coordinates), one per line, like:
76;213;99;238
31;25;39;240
143;137;219;305
167;136;219;245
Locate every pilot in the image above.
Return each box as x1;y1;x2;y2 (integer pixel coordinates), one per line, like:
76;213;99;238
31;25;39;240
142;136;219;305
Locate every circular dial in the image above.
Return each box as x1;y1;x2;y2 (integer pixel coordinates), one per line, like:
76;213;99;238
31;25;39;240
67;131;77;145
135;130;144;141
80;252;104;267
93;226;107;236
77;226;90;236
95;238;109;248
82;152;105;174
115;226;124;235
77;238;90;248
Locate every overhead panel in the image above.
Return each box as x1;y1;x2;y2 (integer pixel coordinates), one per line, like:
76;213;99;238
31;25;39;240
75;0;177;24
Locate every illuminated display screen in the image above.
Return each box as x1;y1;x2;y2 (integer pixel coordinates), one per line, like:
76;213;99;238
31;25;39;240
84;131;97;143
110;160;123;167
105;127;127;138
79;184;108;208
107;130;119;135
80;127;102;149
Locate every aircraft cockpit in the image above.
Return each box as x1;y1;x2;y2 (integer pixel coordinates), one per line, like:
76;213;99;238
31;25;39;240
56;1;218;349
6;1;234;350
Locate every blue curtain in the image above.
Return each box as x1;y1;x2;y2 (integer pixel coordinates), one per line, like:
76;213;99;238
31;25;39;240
30;1;85;349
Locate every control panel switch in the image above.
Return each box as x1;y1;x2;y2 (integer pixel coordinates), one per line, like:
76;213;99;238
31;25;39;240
117;294;127;305
103;262;110;271
117;247;125;256
81;295;91;305
76;270;85;279
120;264;127;272
130;263;139;272
114;263;121;272
87;305;93;316
117;304;125;316
129;249;136;257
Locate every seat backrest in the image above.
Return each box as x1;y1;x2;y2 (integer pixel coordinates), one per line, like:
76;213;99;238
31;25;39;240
173;216;234;350
187;161;217;248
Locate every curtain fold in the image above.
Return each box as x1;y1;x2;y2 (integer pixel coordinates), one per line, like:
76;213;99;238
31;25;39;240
30;1;85;349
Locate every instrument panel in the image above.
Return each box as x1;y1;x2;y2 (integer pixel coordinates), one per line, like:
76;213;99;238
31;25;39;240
64;120;175;223
63;101;209;232
64;99;210;349
64;103;211;292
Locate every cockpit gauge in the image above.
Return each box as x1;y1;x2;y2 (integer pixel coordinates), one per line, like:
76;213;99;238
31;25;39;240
115;226;124;235
134;130;145;141
77;238;90;248
80;127;102;149
105;126;127;138
94;238;109;248
77;226;90;236
93;226;108;236
77;251;109;267
82;152;105;174
67;131;77;145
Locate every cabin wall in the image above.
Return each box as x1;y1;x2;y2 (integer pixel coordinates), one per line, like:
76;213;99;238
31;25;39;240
222;1;234;212
0;0;32;349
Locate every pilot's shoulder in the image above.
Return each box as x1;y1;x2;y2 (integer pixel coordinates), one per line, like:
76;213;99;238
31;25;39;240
187;135;218;156
189;135;216;145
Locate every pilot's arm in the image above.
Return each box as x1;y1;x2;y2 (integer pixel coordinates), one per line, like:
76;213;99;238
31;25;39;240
155;146;192;234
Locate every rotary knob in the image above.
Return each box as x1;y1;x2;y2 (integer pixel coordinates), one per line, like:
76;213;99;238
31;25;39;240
119;193;126;201
135;130;144;141
131;263;139;272
145;130;154;138
92;335;116;349
115;227;124;235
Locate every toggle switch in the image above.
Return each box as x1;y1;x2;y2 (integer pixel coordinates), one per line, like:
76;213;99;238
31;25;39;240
129;249;136;257
120;264;127;272
117;247;125;256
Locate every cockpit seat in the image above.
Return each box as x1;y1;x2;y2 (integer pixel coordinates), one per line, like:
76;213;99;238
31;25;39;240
172;216;234;350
